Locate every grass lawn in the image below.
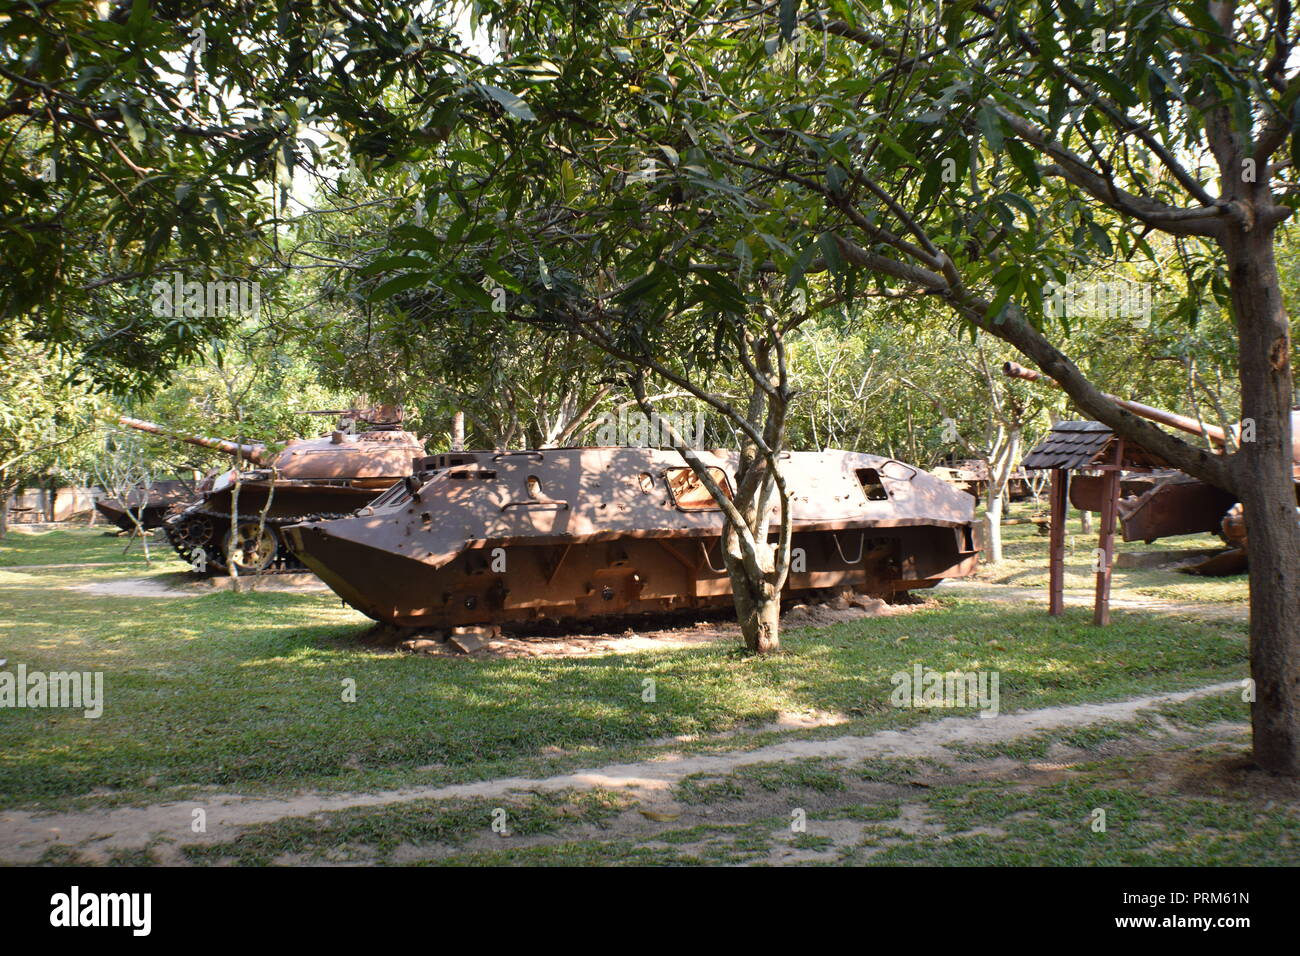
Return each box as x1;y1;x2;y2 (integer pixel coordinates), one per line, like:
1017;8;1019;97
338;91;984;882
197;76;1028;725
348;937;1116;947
0;521;1272;866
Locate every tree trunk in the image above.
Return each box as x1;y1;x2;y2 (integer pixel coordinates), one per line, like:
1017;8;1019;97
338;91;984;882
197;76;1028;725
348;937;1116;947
452;410;465;451
1224;224;1300;775
984;493;1004;564
1079;508;1093;535
730;569;781;654
983;426;1021;565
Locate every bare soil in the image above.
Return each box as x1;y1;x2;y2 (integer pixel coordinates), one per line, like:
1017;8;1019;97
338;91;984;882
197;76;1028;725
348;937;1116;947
67;572;330;599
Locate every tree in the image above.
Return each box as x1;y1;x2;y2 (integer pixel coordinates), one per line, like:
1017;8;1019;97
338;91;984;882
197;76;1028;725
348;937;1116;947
537;0;1296;771
0;329;102;537
0;0;484;391
351;0;1298;770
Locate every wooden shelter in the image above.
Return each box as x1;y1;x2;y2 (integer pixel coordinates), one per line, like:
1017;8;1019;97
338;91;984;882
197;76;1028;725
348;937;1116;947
1021;422;1168;625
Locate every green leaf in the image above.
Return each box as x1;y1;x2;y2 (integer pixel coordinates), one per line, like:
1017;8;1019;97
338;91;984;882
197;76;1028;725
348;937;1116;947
480;84;536;121
977;104;1005;153
368;272;432;301
817;232;844;274
358;255;431;278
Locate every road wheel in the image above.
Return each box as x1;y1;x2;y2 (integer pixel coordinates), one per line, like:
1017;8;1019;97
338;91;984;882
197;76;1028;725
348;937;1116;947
173;514;214;550
225;522;279;574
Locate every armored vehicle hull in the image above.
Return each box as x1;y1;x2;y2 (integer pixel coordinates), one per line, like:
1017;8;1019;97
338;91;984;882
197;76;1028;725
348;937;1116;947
282;447;980;628
93;480;193;532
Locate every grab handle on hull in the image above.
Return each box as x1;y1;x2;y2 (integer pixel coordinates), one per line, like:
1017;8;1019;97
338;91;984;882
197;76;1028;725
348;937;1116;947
832;532;866;564
699;541;727;573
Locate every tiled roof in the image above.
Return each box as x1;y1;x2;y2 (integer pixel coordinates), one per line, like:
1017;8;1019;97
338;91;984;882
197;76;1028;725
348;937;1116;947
1022;421;1114;470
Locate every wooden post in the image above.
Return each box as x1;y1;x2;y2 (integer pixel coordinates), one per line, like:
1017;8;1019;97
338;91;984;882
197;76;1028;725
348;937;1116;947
1048;468;1068;615
1092;441;1123;626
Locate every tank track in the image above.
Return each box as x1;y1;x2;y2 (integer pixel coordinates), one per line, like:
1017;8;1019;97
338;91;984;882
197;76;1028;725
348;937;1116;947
163;507;354;576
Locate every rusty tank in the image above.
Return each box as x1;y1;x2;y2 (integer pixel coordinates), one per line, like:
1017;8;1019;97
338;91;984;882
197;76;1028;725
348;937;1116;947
116;406;426;573
280;447;981;629
1004;362;1300;573
94;479;195;532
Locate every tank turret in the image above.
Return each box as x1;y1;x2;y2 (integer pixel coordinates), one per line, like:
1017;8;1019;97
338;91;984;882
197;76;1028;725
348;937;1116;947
113;409;427;574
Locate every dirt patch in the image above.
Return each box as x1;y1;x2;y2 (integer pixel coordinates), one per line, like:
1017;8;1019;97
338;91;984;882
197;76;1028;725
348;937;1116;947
362;615;739;659
361;596;915;659
1155;743;1300;805
782;596;902;627
68;577;197;598
68;572;330;599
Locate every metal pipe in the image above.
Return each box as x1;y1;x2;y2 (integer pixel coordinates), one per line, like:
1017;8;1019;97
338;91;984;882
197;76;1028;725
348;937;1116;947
1002;362;1229;447
116;416;267;463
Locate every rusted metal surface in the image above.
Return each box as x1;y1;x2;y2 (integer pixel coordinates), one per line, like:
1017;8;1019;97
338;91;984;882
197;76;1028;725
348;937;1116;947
930;459;988;501
117;417;267;463
1115;476;1238;543
282;447;981;629
1068;473;1162;512
117;411;425;573
930;459;1032;504
93;479;193;532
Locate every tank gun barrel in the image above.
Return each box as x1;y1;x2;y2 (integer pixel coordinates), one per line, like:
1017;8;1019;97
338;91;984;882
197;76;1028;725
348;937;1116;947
116;416;267;463
1002;362;1229;447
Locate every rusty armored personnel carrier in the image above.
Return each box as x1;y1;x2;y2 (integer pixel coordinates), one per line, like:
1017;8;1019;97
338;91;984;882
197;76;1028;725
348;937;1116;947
929;459;1034;505
1005;362;1300;573
281;447;981;629
117;407;426;573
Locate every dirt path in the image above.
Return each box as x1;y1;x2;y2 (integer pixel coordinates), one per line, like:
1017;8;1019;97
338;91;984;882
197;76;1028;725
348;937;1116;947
0;680;1237;863
66;574;332;598
0;562;123;570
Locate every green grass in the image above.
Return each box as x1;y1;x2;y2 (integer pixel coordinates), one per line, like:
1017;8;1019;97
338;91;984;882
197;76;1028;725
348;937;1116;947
0;525;149;567
180;789;631;866
0;527;1250;815
250;696;1286;867
866;762;1294;866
